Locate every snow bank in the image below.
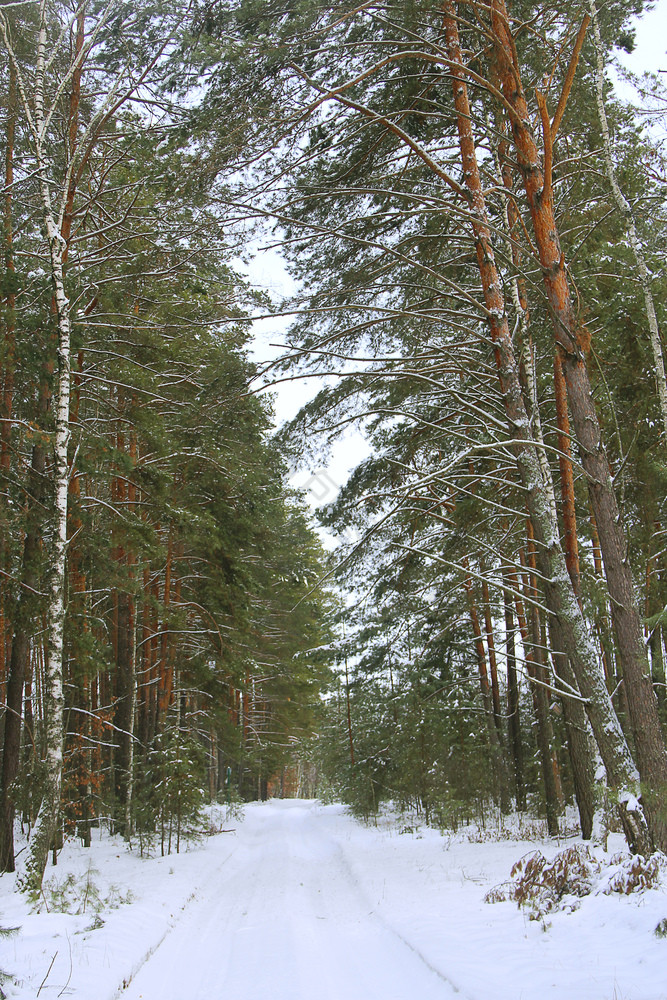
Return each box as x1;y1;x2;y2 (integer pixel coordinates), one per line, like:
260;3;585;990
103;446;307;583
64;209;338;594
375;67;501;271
1;802;665;999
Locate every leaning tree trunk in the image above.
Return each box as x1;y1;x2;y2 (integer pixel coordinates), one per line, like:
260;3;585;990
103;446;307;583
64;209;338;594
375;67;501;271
490;0;667;850
549;616;604;842
498;135;601;836
551;352;604;840
442;4;652;855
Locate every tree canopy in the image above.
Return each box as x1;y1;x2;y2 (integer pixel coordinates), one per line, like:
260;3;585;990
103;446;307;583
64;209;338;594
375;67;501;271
2;0;667;890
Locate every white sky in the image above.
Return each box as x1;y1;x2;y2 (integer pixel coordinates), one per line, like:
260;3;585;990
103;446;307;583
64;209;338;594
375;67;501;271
618;0;667;75
243;252;372;528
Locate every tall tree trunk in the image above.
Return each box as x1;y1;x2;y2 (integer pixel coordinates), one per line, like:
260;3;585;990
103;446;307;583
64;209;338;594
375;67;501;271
504;589;525;811
490;0;667;848
157;525;174;724
0;59;20;869
0;371;49;871
549;616;603;842
499;134;599;833
443;4;652;855
19;5;81;891
111;422;136;836
480;566;503;735
551;350;602;838
148;576;160;743
646;537;667;713
553;353;581;596
344;644;355;767
523;535;562;835
463;561;509;806
114;588;134;832
22;652;35;827
137;563;154;750
589;505;621;702
0;62;17;692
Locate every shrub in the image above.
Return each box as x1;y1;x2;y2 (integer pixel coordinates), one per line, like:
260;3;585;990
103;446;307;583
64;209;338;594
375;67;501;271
29;863;133;917
133;730;208;856
485;846;667;921
0;925;19;999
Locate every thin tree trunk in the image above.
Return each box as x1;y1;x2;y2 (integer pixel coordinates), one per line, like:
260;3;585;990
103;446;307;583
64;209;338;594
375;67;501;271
68;348;91;845
589;505;620;699
22;653;35;827
0;62;17;691
0;350;52;869
114;587;134;829
523;533;562;836
344;643;355;767
502;566;525;810
551;350;603;838
463;562;509;806
553;353;581;595
499;137;600;834
1;62;16;471
646;540;667;712
157;526;174;723
137;563;153;749
111;419;136;834
480;567;503;734
0;434;47;871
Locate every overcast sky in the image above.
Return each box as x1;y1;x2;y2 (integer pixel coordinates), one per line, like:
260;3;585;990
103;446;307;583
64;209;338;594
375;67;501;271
620;0;666;75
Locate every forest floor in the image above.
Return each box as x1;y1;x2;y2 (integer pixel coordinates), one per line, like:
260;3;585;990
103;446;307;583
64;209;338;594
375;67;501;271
1;799;667;1000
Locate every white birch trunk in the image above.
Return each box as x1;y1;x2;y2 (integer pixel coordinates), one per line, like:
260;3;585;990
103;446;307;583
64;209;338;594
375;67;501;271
19;3;71;893
0;0;180;887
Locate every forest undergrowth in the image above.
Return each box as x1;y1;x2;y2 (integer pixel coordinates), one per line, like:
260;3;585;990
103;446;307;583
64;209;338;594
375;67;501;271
351;797;667;930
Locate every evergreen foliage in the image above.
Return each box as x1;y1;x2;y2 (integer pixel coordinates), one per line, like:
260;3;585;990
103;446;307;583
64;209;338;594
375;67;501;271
1;0;667;891
188;0;667;849
0;0;335;888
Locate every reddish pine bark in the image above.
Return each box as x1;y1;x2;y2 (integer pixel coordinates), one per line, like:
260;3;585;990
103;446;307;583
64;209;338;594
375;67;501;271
442;3;652;854
490;0;667;846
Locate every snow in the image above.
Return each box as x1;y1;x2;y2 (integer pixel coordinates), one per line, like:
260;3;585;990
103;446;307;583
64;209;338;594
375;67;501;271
618;790;642;813
2;800;667;1000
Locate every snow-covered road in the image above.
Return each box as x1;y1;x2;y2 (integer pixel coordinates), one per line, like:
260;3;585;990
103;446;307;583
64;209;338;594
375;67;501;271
5;799;667;1000
121;800;460;1000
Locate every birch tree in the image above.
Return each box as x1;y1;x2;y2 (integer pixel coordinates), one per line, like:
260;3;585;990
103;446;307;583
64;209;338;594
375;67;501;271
0;0;190;892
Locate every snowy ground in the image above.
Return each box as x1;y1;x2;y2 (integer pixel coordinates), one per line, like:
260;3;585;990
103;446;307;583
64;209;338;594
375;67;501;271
1;800;666;1000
